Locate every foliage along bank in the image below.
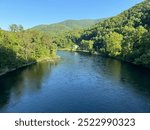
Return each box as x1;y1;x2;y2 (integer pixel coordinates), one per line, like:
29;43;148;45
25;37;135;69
0;25;57;75
71;0;150;68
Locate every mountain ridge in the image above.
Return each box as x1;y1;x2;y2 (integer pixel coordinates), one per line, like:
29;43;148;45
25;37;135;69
30;19;106;34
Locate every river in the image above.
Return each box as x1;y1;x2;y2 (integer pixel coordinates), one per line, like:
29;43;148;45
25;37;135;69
0;51;150;112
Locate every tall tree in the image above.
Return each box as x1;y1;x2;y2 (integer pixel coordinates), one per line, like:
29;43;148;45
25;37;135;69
104;32;123;56
9;24;18;32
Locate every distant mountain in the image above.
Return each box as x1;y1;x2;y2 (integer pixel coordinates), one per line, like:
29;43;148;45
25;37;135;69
30;19;105;34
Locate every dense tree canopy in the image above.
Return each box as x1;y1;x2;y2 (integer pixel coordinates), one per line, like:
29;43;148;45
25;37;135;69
72;0;150;68
0;25;56;74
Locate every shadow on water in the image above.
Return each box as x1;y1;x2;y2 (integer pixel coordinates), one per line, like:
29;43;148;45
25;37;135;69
0;45;29;109
120;63;150;97
91;54;150;97
0;61;58;110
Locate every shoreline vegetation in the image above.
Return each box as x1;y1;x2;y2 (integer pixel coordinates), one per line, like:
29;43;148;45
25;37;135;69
0;56;60;76
0;25;58;77
58;48;150;69
74;50;150;69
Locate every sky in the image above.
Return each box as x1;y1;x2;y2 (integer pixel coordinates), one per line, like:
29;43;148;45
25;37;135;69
0;0;143;30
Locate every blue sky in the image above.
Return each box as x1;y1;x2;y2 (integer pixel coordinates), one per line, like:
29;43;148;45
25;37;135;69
0;0;143;30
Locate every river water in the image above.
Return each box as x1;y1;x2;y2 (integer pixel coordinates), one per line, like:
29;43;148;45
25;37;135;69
0;51;150;112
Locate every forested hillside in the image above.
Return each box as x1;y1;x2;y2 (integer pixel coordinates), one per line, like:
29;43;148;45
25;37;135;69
73;0;150;68
0;25;56;75
30;19;104;34
30;19;106;49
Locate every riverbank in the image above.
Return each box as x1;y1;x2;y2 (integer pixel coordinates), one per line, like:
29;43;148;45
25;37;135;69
59;48;150;69
58;48;97;54
0;56;60;76
58;48;102;56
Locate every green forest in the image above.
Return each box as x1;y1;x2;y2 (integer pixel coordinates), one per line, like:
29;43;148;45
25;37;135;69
0;25;56;75
69;0;150;68
0;0;150;75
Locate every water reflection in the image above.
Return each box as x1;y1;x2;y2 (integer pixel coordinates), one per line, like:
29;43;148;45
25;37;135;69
96;55;150;98
120;64;150;97
0;61;58;110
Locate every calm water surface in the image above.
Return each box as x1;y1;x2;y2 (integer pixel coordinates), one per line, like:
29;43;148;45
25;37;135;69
0;51;150;112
